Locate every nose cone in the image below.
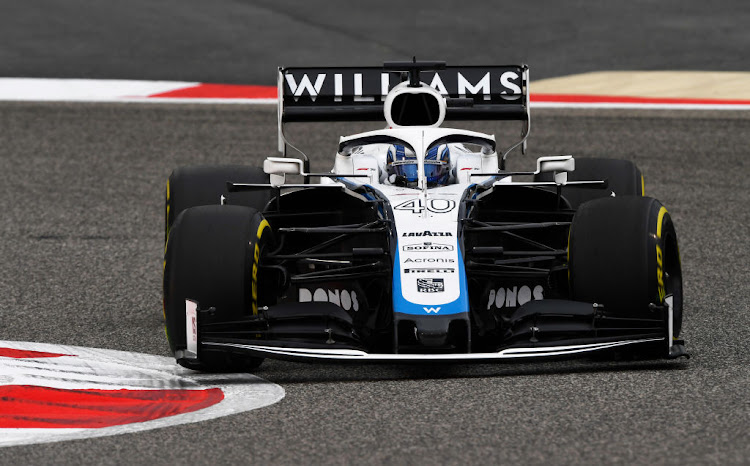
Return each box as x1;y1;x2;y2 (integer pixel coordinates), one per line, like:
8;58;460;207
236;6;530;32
395;313;471;353
416;318;451;347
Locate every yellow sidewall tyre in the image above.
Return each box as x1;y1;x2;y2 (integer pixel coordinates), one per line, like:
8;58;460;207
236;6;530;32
163;205;273;371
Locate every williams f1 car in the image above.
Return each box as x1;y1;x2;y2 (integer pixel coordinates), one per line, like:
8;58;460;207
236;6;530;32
163;60;686;370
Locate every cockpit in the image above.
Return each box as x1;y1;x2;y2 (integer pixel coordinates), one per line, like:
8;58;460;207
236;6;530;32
334;130;500;189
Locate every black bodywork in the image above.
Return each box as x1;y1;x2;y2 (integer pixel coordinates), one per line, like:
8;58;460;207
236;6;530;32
189;180;685;364
166;61;686;366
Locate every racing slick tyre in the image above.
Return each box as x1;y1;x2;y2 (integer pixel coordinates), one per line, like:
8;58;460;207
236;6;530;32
165;165;270;244
535;158;643;209
163;205;274;371
568;196;683;356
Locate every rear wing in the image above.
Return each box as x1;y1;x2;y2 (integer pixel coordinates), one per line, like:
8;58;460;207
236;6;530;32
279;64;528;123
277;63;530;163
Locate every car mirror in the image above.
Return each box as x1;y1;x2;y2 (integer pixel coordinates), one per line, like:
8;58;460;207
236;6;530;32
535;155;575;185
263;157;304;186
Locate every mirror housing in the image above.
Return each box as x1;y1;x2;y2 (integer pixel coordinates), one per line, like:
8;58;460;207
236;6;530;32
264;157;304;186
535;155;575;185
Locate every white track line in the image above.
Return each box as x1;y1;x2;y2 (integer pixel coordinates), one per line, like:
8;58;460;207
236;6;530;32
2;77;750;110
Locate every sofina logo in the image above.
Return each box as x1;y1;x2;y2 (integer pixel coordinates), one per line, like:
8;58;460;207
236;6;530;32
402;242;454;252
423;307;441;314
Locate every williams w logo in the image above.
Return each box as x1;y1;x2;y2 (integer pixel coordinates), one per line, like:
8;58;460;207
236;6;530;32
423;307;441;314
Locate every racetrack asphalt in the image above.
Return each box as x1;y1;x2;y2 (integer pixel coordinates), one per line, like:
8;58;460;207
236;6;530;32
0;102;748;464
2;0;750;84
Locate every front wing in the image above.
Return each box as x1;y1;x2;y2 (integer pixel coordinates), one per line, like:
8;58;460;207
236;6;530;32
200;338;669;363
180;299;688;365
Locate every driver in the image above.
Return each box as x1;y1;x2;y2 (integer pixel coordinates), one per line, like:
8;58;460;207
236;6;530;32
386;144;451;188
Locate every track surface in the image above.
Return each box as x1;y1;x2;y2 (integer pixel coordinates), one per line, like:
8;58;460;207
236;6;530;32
2;1;750;84
2;1;750;462
0;103;748;464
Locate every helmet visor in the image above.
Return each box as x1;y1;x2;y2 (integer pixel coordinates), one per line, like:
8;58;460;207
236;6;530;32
392;162;418;182
424;161;448;186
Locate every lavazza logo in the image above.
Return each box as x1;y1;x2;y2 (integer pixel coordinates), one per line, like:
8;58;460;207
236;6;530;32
403;242;454;252
402;231;452;237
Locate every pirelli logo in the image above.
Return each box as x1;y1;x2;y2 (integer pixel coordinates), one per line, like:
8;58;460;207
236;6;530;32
404;268;454;274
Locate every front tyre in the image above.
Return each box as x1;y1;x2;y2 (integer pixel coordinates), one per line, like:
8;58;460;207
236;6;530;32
163;205;274;371
569;196;683;351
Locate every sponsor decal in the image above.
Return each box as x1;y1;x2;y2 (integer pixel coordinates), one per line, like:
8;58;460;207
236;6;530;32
402;242;454;252
285;74;326;100
656;206;668;302
404;268;454;274
487;285;545;309
423;307;442;314
299;288;360;312
252;219;271;315
402;231;452;237
0;341;284;447
185;300;198;358
656;243;665;301
417;278;445;293
404;257;455;263
394;198;456;214
283;68;523;102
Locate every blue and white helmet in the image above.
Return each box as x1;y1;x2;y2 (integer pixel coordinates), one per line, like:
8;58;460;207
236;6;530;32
425;144;451;187
387;144;418;187
386;143;451;188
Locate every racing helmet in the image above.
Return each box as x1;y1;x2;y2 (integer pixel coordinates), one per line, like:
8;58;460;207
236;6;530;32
425;144;451;187
386;144;418;188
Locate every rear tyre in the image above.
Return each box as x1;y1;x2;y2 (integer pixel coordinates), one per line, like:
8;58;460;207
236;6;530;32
569;196;683;351
165;165;270;244
163;205;274;371
536;158;643;209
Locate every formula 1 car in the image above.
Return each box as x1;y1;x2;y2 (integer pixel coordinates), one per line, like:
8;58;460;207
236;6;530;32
163;60;686;370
